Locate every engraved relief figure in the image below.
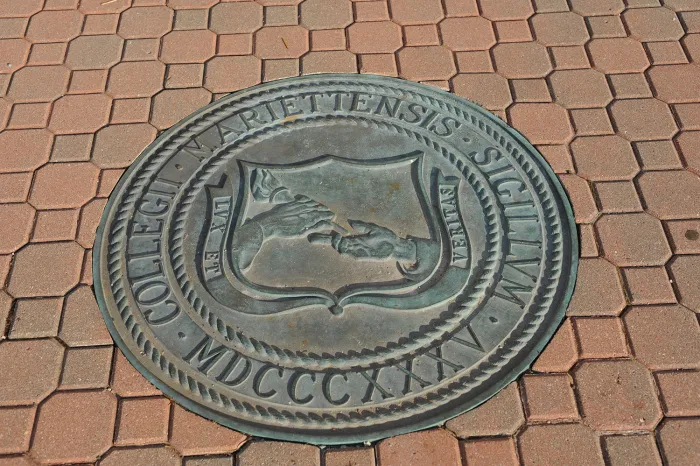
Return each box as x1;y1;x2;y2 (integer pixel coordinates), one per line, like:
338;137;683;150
231;168;440;282
201;152;472;315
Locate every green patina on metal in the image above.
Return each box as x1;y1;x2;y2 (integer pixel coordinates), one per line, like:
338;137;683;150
93;74;579;444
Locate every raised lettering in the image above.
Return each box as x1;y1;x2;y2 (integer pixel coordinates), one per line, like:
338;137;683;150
322;372;350;406
253;365;283;398
184;336;231;374
397;360;430;395
216;353;251;386
361;369;393;402
287;372;316;405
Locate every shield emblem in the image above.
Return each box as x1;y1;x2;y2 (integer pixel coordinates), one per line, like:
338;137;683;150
200;151;472;315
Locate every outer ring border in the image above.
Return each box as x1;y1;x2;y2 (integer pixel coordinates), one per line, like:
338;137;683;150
93;73;580;445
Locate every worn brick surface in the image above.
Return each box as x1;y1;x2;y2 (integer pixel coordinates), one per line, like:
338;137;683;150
575;359;662;431
445;382;524;437
603;434;663;466
377;429;460;466
0;2;697;464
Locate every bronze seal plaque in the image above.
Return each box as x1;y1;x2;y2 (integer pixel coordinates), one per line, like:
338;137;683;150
94;74;578;444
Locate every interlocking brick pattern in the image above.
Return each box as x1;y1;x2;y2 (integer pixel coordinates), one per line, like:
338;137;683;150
0;0;699;464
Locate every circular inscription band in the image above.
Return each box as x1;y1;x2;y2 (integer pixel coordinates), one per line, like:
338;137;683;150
94;74;578;444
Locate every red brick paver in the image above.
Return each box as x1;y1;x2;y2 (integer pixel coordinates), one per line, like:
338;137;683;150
0;1;699;464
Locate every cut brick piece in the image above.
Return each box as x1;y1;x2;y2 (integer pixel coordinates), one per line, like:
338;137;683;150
150;88;212;130
519;424;604;466
116;397;171;446
388;0;444;25
377;429;460;466
263;59;299;81
625;305;700;370
100;447;181;466
238;441;319;466
111;350;161;397
521;374;578;421
559;174;598;224
480;0;533;20
359;54;397;77
460;438;518;466
170;405;247;456
566;258;626;316
302;51;357;74
205;56;261;93
445;383;524;437
603;434;663;466
324;448;375;466
532;318;578;372
59;285;112;347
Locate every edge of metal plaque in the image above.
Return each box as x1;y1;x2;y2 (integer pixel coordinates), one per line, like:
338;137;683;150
93;73;579;445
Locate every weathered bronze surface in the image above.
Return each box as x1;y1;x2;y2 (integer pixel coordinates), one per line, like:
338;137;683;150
94;74;578;444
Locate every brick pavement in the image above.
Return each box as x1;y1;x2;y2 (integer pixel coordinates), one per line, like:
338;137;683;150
0;0;699;464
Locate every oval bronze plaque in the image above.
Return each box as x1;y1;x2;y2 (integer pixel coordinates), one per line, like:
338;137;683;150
94;74;578;444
